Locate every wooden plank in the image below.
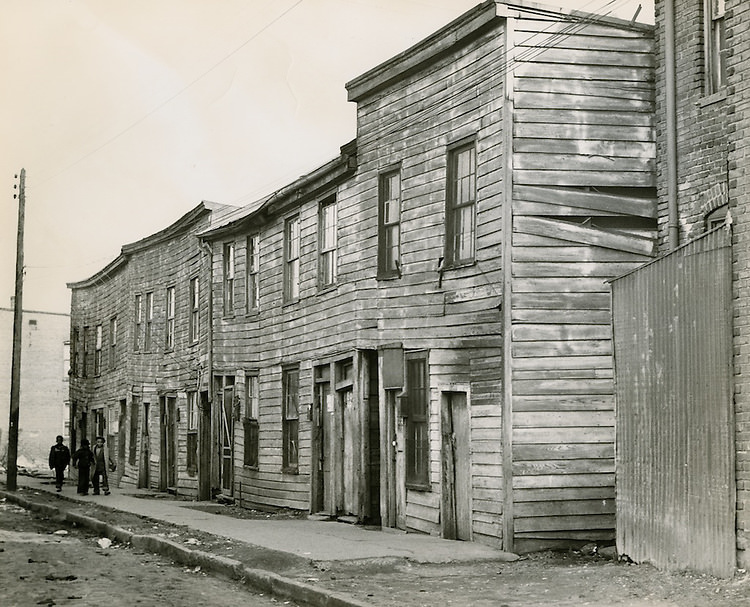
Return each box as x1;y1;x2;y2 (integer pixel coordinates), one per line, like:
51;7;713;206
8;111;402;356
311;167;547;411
513;246;652;263
512;261;642;278
515;169;655;187
513;410;614;428
513;459;614;476
513;340;611;357
512;473;615;489
514;216;656;256
515;121;653;141
515;77;653;99
514;152;654;172
514;514;614;533
514;486;614;502
513;427;615;444
513;443;614;461
515;47;653;68
516;108;652;127
512;324;611;341
515;498;614;517
512;395;614;411
514;62;652;82
513;378;613;396
513;185;656;219
512;367;613;380
511;355;612;370
512;277;609;293
515;91;652;113
512;291;611;310
511;309;612;324
514;138;655;160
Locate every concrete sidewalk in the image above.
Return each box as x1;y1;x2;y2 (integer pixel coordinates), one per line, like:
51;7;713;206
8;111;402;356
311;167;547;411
11;472;516;565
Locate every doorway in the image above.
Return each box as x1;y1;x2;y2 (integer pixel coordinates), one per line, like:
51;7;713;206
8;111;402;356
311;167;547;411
159;395;177;491
138;401;150;489
441;391;471;540
215;376;235;495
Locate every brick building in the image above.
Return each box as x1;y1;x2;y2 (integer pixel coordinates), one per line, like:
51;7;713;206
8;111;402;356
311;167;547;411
0;307;70;468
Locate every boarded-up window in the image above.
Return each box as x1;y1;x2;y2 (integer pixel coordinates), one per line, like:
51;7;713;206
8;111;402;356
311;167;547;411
244;374;259;468
446;141;477;266
186;391;198;477
405;355;430;490
319;199;337;287
378;170;401;278
282;367;299;473
284;217;300;302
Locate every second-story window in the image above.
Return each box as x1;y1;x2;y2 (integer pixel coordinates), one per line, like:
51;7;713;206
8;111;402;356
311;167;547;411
71;328;79;376
82;326;89;377
378;170;401;278
165;286;175;350
144;291;154;351
223;242;235;315
446;141;477;266
109;317;117;370
284;216;300;302
705;0;727;94
189;277;199;343
134;294;143;352
94;325;102;376
319;199;337;288
246;234;259;312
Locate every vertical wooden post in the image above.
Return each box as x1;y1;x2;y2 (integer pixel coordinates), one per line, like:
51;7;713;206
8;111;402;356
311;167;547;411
7;169;26;492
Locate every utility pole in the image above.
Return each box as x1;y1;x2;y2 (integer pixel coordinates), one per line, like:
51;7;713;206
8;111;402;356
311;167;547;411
7;169;25;491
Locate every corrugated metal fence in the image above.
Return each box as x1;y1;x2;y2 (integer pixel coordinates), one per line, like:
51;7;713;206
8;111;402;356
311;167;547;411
611;227;735;577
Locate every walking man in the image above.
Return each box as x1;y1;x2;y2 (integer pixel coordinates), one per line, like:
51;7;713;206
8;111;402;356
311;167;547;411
72;439;93;495
92;436;111;496
48;435;71;492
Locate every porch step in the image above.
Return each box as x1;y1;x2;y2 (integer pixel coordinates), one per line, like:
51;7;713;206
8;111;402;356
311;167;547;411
308;512;335;522
337;515;359;525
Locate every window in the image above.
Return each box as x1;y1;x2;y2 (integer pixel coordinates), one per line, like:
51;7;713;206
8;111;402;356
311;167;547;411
223;242;235;315
71;328;79;376
134;294;143;352
82;326;89;377
706;204;729;231
94;325;102;376
165;286;175;350
284;217;300;302
186;391;198;476
144;292;154;351
246;235;259;312
705;0;727;94
378;170;402;278
109;317;117;369
405;354;430;490
244;374;260;468
189;277;199;343
282;366;299;473
319;199;337;287
446;142;477;266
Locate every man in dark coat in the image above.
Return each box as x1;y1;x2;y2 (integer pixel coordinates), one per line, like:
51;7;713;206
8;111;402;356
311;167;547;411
91;436;110;496
72;439;94;495
48;435;71;492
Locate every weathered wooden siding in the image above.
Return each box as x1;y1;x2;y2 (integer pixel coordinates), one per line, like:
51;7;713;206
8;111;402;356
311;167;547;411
341;19;506;539
612;228;735;577
513;18;655;188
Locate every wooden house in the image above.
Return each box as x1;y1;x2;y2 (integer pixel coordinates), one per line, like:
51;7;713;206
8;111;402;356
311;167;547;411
200;1;656;553
67;201;235;497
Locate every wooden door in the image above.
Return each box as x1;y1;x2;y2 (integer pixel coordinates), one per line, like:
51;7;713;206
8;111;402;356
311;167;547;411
161;396;176;489
442;392;472;540
220;386;234;494
341;388;356;515
138;402;150;489
198;391;211;500
312;374;331;514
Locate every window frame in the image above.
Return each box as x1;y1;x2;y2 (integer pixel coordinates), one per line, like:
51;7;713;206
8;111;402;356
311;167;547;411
165;286;175;351
246;234;260;313
404;352;430;491
109;317;117;370
378;168;402;279
704;0;727;95
189;277;199;344
144;291;154;352
243;373;260;469
82;326;89;377
282;365;300;473
223;242;236;316
284;216;301;303
445;140;477;268
134;294;143;352
318;198;338;289
94;324;102;376
186;391;198;476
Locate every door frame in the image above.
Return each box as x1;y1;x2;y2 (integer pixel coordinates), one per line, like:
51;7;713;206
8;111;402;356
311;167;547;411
440;387;472;541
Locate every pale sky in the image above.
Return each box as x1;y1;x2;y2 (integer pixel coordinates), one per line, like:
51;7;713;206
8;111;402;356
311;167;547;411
0;0;654;314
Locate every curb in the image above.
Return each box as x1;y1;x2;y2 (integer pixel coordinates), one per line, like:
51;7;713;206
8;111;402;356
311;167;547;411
0;489;373;607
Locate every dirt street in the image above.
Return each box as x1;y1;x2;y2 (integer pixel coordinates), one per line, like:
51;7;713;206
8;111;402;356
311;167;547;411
0;499;300;607
4;485;750;607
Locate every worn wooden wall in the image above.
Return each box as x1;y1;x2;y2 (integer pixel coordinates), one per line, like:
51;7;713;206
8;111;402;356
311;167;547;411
507;13;656;551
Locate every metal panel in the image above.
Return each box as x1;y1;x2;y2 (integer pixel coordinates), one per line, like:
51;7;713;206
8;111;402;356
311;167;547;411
611;228;735;577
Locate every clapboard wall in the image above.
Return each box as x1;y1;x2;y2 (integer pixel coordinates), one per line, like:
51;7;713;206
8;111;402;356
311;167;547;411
507;10;656;552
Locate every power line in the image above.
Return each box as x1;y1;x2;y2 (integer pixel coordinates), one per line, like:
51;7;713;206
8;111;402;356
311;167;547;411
38;0;305;186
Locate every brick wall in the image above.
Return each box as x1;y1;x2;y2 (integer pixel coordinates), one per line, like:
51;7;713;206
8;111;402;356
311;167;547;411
655;0;749;569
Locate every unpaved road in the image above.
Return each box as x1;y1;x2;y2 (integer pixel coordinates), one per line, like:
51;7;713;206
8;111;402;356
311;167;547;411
0;500;300;607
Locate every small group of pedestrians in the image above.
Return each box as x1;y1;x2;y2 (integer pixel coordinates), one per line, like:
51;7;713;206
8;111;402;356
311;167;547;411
49;435;112;496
